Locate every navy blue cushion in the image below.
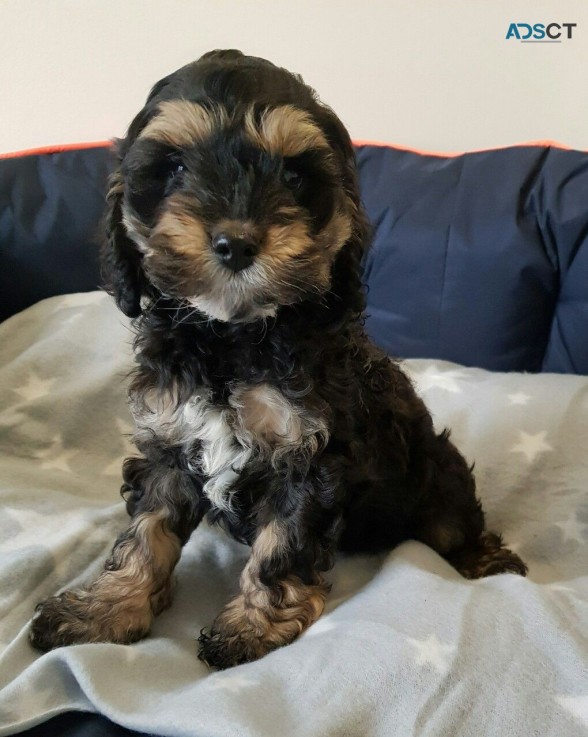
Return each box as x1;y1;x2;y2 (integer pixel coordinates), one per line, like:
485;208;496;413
1;142;586;374
0;145;113;322
358;144;588;374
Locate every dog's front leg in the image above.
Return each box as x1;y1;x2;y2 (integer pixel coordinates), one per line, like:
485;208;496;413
198;520;330;669
198;464;342;669
30;461;205;651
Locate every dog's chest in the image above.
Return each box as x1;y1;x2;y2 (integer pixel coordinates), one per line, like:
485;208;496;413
131;383;327;510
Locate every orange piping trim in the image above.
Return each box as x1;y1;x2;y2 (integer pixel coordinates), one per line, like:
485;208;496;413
0;140;113;160
351;138;581;157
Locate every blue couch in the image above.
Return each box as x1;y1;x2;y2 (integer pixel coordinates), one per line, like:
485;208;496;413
1;141;586;375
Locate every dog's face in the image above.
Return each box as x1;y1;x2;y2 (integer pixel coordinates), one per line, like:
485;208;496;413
103;50;365;322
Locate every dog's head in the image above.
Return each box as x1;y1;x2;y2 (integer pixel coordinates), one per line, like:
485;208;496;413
102;50;368;323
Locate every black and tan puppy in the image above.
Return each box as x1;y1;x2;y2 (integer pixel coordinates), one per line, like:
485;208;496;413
30;50;526;668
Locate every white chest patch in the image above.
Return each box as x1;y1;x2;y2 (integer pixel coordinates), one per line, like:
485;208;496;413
130;383;328;512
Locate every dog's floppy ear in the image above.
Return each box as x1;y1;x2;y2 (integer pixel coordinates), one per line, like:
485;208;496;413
319;107;371;252
101;74;176;318
101;166;145;318
315;105;372;316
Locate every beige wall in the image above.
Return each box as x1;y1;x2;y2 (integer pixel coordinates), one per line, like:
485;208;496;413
1;0;587;153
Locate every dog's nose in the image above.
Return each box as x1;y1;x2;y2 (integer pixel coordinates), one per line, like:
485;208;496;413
212;234;258;272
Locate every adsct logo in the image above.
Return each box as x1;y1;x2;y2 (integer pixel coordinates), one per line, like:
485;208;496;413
506;23;577;42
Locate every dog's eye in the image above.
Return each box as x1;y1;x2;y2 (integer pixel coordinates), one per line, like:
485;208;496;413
164;153;185;181
168;161;184;179
282;168;303;189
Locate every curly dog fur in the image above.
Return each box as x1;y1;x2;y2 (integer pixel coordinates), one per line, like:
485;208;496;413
30;50;526;668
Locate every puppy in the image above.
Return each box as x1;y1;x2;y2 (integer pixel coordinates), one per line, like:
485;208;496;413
30;50;526;668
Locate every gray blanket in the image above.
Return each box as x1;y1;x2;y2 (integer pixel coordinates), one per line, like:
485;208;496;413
0;293;587;737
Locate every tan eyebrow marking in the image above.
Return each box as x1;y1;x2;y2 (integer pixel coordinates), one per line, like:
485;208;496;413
244;105;330;157
139;100;228;147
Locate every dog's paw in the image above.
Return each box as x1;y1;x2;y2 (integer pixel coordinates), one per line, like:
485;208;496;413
474;547;528;577
450;533;528;580
29;590;150;651
197;626;273;670
30;591;94;651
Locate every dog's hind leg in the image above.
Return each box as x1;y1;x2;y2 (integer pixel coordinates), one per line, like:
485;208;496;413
413;430;527;580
